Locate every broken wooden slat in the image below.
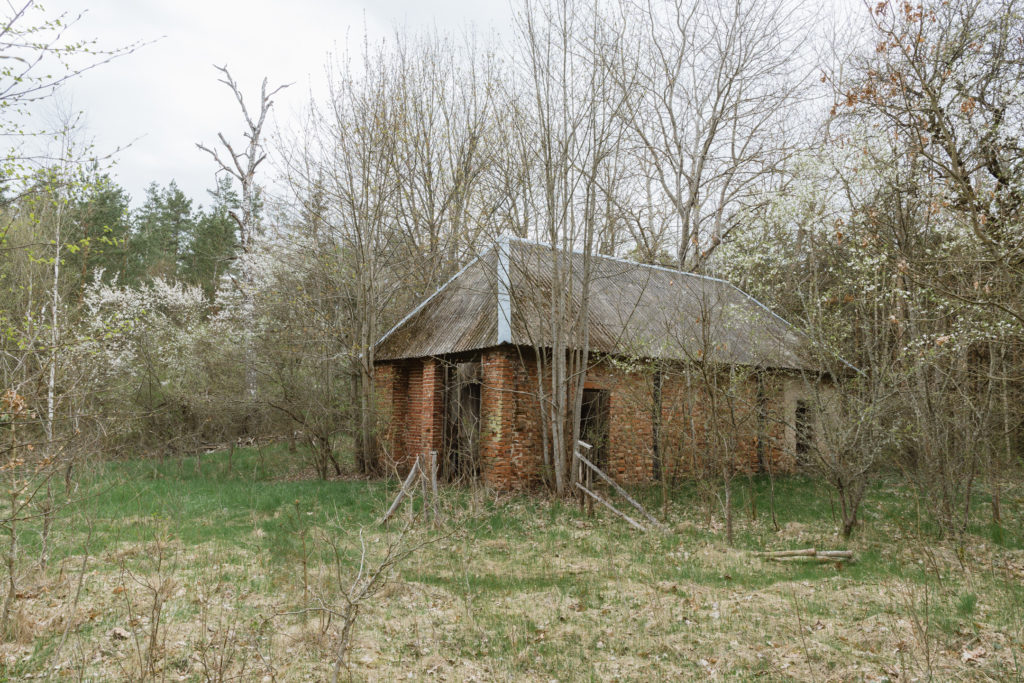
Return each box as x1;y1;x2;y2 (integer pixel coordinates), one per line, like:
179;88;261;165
379;460;421;525
574;448;666;530
574;482;646;532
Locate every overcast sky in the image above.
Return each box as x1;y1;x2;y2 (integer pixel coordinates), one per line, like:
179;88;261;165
33;0;513;208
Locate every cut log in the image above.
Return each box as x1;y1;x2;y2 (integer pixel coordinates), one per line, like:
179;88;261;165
769;556;845;564
574;482;646;532
379;460;420;525
754;548;818;558
753;548;854;561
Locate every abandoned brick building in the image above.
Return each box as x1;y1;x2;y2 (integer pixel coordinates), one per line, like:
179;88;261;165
373;237;817;490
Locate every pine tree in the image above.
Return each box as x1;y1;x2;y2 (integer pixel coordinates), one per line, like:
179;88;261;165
180;176;240;298
128;180;196;281
64;172;132;297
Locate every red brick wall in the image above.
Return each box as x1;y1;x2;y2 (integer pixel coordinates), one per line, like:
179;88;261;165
510;353;544;486
375;350;798;489
374;358;442;474
653;369;795;479
419;359;445;458
580;361;653;484
480;347;518;488
499;353;656;488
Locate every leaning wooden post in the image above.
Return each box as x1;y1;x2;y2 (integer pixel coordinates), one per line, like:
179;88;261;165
574;483;646;531
585;451;594;516
379;459;420;525
575;446;665;530
576;441;593;515
575;443;585;512
429;450;440;526
419;455;429;521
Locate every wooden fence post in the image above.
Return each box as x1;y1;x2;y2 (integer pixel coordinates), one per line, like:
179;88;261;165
429;449;439;525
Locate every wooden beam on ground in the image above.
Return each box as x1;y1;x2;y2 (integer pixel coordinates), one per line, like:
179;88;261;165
753;548;817;558
574;482;646;532
429;450;440;525
769;556;847;564
753;548;854;561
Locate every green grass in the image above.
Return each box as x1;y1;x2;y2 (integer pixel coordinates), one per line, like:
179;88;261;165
1;446;1022;681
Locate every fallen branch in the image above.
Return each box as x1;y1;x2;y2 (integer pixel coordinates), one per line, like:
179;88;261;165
754;548;817;558
769;556;847;564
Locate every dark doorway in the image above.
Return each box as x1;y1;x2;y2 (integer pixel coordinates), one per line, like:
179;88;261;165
443;362;481;482
580;388;610;469
795;399;813;460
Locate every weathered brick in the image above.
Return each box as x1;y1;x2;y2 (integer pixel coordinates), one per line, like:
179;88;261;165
375;350;799;489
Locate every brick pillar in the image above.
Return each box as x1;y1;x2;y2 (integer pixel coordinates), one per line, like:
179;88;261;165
481;347;515;488
419;358;444;461
397;363;419;471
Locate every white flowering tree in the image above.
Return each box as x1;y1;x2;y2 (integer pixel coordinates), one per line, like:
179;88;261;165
715;0;1024;537
79;276;219;455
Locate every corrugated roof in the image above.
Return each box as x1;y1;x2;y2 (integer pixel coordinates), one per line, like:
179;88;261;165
375;237;810;369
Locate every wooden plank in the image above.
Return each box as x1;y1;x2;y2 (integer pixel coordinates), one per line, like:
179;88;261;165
754;548;854;561
769;556;844;564
379;460;420;525
574;482;646;532
420;455;428;518
575;442;591;513
574;446;665;530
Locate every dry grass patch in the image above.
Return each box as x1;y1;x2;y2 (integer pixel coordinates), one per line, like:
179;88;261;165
0;451;1021;680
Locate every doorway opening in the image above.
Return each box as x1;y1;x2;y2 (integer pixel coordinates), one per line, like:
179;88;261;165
579;388;610;470
795;399;813;460
443;361;481;482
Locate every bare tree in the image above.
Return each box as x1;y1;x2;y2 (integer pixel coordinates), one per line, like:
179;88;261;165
389;31;501;294
197;66;288;409
196;66;288;252
511;0;630;494
278;40;405;475
612;0;810;272
830;0;1024;535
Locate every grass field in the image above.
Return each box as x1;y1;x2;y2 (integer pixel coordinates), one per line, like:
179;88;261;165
1;446;1022;681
